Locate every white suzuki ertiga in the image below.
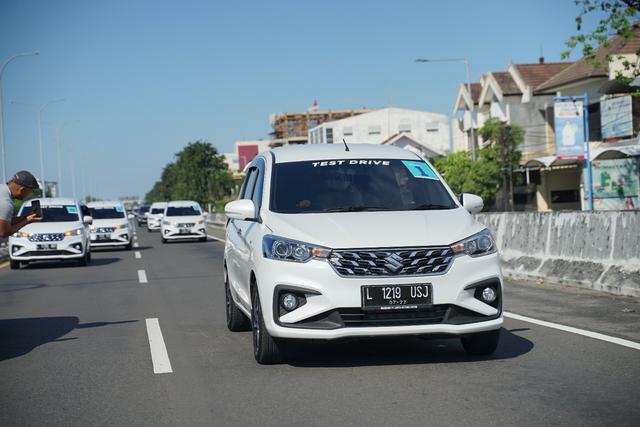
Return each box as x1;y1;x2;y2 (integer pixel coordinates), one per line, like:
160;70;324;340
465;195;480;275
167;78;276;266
87;201;134;250
224;144;503;364
160;200;207;243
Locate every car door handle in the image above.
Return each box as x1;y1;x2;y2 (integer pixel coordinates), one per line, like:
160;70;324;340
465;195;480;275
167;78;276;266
236;227;242;236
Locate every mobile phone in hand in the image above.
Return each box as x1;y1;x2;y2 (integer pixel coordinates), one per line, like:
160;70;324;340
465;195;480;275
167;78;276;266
31;200;43;218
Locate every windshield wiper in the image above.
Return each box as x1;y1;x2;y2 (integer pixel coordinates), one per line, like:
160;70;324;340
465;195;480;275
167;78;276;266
408;203;453;210
323;206;391;212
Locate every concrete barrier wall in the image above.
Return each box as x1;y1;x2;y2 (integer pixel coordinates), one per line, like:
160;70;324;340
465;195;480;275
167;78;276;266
475;211;640;297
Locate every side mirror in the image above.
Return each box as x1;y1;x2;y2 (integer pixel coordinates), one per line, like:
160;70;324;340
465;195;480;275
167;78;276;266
144;212;149;217
225;199;256;221
83;215;94;225
460;193;483;214
127;214;134;220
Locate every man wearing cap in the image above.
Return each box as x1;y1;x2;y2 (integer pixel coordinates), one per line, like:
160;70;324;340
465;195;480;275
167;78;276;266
0;170;42;238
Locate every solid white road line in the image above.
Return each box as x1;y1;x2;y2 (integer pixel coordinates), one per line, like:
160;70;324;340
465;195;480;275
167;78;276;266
138;269;148;284
134;251;141;259
206;234;226;243
505;311;640;351
133;242;139;248
145;318;173;374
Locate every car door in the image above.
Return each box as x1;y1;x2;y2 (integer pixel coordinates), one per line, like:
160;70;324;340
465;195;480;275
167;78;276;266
226;166;258;309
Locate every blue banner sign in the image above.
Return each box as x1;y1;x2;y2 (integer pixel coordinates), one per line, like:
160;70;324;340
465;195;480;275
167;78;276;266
554;99;585;159
601;95;633;140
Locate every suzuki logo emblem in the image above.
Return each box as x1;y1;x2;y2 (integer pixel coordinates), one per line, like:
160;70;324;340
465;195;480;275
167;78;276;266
383;253;404;273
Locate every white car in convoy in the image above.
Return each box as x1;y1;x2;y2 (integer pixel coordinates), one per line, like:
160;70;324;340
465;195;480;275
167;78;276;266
146;202;167;232
160;200;207;243
224;144;503;364
87;201;134;250
8;198;92;269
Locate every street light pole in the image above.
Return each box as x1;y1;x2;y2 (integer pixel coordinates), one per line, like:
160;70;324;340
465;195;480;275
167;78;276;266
0;51;39;182
415;57;476;160
55;120;79;197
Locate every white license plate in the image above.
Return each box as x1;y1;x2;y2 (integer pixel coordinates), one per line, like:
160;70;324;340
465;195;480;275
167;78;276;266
37;243;57;250
179;229;191;234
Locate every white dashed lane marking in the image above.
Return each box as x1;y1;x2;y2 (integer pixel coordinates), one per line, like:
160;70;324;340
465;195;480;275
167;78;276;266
137;269;148;284
134;251;141;259
133;242;139;248
145;318;173;374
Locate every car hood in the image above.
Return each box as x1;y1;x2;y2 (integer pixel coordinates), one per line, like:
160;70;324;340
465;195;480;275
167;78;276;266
92;219;128;228
18;221;83;234
265;208;484;249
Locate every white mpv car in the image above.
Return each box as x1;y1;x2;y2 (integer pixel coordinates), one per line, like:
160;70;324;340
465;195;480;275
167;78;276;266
224;144;503;364
160;200;207;243
147;202;167;231
87;201;134;250
9;198;92;269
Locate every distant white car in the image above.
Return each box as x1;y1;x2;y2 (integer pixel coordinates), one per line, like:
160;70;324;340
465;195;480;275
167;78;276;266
8;198;92;269
147;202;168;231
160;200;207;243
87;201;134;250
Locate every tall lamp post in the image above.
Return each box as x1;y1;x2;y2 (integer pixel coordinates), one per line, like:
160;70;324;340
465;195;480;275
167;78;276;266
55;120;79;197
415;57;476;160
0;51;39;182
12;98;65;195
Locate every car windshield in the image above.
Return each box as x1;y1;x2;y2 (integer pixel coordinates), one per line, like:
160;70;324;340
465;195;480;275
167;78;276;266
21;204;80;222
270;159;456;214
166;206;200;216
138;206;150;214
90;207;125;219
151;208;164;214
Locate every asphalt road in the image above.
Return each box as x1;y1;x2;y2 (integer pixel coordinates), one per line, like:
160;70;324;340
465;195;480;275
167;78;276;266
0;224;638;426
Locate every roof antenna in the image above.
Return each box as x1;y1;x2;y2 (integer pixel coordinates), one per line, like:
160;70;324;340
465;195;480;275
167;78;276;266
343;138;350;152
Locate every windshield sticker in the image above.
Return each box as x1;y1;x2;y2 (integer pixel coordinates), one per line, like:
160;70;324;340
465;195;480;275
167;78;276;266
402;161;439;180
311;160;390;167
66;206;78;213
115;206;125;212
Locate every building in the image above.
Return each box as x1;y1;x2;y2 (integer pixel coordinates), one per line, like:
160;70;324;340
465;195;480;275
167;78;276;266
270;105;372;146
222;152;239;172
235;140;271;171
308;107;451;157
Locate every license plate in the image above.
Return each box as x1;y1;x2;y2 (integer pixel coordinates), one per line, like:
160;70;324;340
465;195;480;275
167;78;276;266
96;234;110;241
179;229;190;234
37;243;57;250
361;284;432;311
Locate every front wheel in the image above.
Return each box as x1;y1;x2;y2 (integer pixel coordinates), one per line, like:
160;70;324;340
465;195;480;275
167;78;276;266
9;259;20;270
78;250;91;267
461;329;500;356
199;236;207;242
251;286;283;364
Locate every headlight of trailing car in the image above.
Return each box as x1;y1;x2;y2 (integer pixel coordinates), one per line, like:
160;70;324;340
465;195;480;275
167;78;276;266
194;219;203;224
162;220;172;226
451;229;496;257
64;228;83;237
115;223;128;229
12;231;29;238
263;235;331;263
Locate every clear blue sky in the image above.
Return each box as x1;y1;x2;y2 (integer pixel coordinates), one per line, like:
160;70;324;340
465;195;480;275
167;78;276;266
1;0;598;199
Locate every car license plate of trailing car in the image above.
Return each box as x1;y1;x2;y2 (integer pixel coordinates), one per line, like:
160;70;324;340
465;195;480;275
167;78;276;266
95;234;110;241
179;228;190;234
36;243;57;250
361;284;432;311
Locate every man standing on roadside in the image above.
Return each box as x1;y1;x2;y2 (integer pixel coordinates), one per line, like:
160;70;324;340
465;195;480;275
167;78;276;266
0;170;42;238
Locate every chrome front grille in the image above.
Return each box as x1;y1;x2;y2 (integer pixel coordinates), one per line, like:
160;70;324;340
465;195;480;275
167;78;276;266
95;227;115;233
28;233;64;242
328;247;454;277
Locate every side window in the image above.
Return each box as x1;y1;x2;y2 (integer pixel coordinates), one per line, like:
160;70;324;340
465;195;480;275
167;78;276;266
252;161;265;210
241;168;258;201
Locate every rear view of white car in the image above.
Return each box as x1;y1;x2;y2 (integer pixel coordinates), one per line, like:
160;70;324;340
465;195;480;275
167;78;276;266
147;202;167;231
8;198;92;269
87;201;134;250
160;201;207;243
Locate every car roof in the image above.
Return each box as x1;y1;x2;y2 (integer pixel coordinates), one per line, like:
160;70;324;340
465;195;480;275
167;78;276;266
22;197;77;206
150;202;168;207
167;200;200;207
87;201;124;208
269;143;422;164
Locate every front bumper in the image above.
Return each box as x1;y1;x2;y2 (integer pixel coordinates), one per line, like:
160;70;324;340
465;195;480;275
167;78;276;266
90;229;131;247
253;252;503;340
161;224;206;240
9;235;86;261
147;218;162;230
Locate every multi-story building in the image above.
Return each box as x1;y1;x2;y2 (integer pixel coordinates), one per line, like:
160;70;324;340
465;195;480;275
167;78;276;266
234;140;271;171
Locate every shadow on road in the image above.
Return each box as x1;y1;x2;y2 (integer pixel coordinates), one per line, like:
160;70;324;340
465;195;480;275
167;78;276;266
0;317;138;361
285;328;533;367
22;257;120;269
92;245;152;252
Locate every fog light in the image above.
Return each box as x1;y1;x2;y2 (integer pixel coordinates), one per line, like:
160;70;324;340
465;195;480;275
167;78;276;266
122;234;128;240
481;287;497;303
280;293;299;311
11;246;20;253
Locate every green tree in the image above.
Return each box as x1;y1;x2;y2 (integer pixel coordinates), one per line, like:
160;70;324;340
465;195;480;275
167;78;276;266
563;1;639;85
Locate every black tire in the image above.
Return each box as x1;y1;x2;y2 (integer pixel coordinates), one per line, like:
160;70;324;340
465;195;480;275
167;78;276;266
199;236;207;242
161;237;167;244
461;329;500;356
78;250;91;267
9;259;20;270
125;241;132;250
251;285;283;364
225;269;251;332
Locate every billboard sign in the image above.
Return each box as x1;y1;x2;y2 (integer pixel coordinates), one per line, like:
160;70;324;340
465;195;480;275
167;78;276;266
554;99;585;159
584;158;640;210
601;95;633;140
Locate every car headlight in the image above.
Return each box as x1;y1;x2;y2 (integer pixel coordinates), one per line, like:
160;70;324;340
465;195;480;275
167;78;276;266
115;223;128;230
451;229;496;257
195;219;203;225
162;220;173;226
64;228;83;237
263;235;331;263
12;231;29;238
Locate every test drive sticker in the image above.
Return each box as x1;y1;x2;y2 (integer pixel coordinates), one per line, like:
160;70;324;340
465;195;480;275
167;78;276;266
115;206;125;212
66;206;78;213
402;160;438;180
311;159;390;167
